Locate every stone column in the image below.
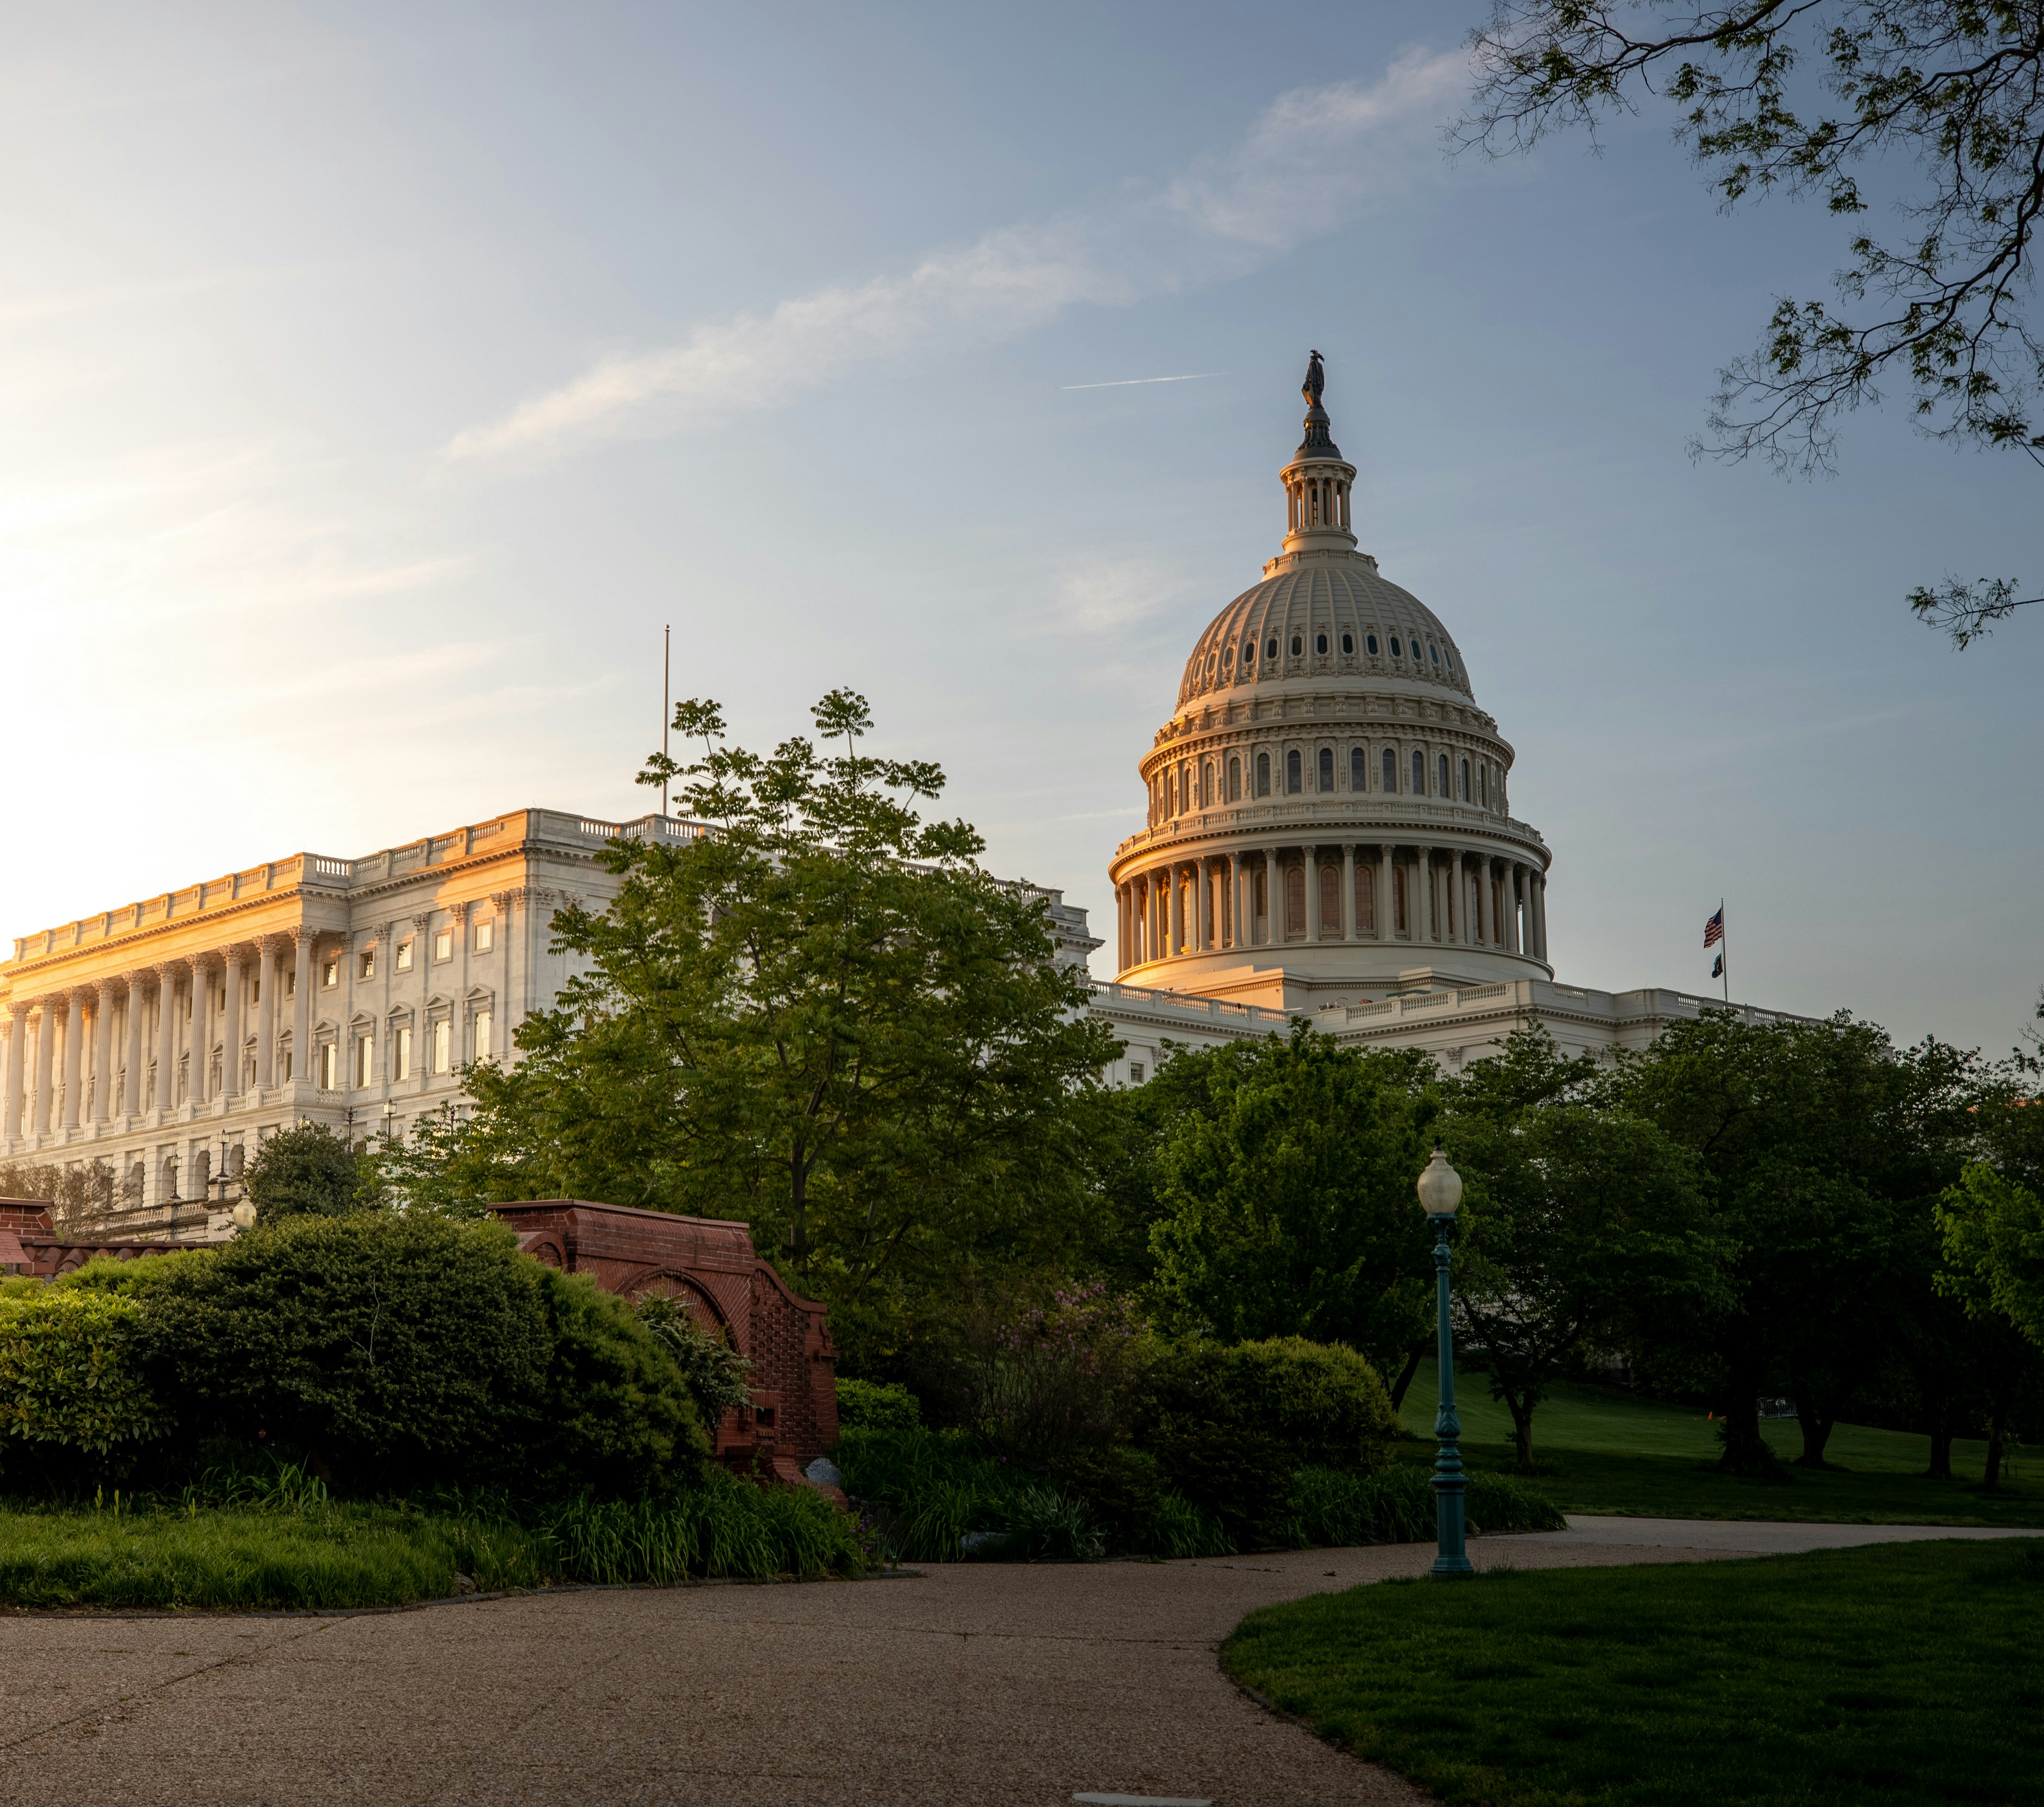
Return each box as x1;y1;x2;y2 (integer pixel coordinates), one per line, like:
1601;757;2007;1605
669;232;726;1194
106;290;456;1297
1167;865;1184;958
1304;846;1319;940
1506;866;1523;954
1341;846;1355;939
1196;858;1212;951
91;981;117;1122
60;988;88;1130
221;949;245;1098
123;974;145;1115
1533;872;1549;960
291;931;314;1086
2;1003;29;1142
1379;845;1395;940
1410;851;1428;945
33;1001;57;1132
153;966;179;1112
253;940;278;1089
188;958;211;1108
1228;854;1243;950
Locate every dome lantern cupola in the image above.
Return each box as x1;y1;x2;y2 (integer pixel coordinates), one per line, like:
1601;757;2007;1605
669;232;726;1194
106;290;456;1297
1277;349;1358;561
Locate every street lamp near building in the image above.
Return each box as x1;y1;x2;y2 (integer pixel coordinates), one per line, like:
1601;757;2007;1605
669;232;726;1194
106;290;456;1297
1416;1146;1474;1579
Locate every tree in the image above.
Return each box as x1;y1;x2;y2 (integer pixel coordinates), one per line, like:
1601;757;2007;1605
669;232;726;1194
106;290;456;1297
386;690;1120;1352
1441;1030;1725;1465
1939;1162;2044;1349
1459;2;2044;645
1613;1010;1976;1472
0;1159;116;1235
242;1123;373;1221
1145;1026;1437;1374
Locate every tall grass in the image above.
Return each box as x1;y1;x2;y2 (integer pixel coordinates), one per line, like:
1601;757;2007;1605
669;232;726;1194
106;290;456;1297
535;1470;865;1584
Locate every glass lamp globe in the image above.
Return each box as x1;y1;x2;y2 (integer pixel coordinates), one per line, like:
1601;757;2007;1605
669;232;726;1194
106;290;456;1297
1416;1148;1463;1218
230;1201;258;1231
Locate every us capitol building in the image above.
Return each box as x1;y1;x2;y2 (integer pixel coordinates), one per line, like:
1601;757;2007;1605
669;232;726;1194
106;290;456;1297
0;358;1799;1235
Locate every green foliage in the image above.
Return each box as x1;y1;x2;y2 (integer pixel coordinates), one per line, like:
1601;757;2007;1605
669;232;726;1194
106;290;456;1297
535;1467;864;1582
1229;1539;2044;1807
633;1293;752;1428
1145;1026;1437;1371
0;1158;117;1233
242;1122;375;1221
380;691;1121;1328
1939;1161;2044;1350
0;1290;166;1481
835;1376;921;1434
1140;1337;1400;1473
1289;1465;1564;1547
528;1267;710;1498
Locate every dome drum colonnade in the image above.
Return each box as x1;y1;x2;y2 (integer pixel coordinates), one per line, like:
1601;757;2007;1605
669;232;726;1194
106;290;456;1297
1107;354;1552;1001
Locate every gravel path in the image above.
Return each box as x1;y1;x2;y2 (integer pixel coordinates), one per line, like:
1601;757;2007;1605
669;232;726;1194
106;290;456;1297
0;1523;1988;1807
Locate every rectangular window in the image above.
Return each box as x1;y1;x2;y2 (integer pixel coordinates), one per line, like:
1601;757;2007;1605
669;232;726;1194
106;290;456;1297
1318;747;1334;792
434;928;452;961
282;1048;293;1080
393;1026;412;1082
473;1010;493;1061
322;959;339;989
396;941;414;973
285;971;296;997
1286;749;1303;794
318;1042;337;1090
474;919;494;953
1412;750;1426;795
1129;1061;1145;1084
359;950;375;980
355;1033;374;1088
432;1018;450;1074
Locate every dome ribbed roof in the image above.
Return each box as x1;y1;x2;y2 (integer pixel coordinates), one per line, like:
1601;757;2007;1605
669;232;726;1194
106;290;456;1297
1174;556;1473;711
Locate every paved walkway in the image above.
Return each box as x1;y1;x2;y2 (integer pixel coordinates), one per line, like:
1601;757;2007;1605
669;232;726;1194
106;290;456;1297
0;1521;2031;1807
1556;1513;2043;1553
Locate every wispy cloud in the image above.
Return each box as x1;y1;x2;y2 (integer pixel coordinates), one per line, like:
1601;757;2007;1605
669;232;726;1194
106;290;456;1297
449;46;1465;462
1059;373;1222;391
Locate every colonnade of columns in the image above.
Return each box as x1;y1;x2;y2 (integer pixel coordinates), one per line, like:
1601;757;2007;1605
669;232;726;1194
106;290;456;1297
1116;844;1548;971
0;929;317;1145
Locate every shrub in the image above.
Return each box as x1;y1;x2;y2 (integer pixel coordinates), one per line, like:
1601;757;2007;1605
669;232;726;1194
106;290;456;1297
241;1123;374;1220
964;1285;1148;1467
634;1294;751;1428
835;1377;921;1434
537;1466;864;1581
1145;1337;1398;1471
0;1290;166;1490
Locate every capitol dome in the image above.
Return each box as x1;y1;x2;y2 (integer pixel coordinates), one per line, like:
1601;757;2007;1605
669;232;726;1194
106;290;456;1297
1107;354;1552;1012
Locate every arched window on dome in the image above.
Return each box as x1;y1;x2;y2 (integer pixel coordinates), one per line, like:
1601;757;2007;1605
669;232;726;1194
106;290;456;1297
1228;756;1241;801
1242;640;1254;668
1479;764;1488;807
1223;644;1234;670
1202;760;1215;807
1438;753;1450;796
1367;633;1380;655
1341;631;1354;654
1430;642;1440;665
1411;750;1425;795
1315;632;1328;655
1266;637;1278;661
1350;746;1366;791
1381;746;1396;792
1286;749;1303;794
1390;635;1403;657
1285;862;1306;937
1460;757;1470;801
1319;863;1338;938
1355;861;1376;935
1256;752;1271;797
1290;634;1303;657
1318;747;1334;791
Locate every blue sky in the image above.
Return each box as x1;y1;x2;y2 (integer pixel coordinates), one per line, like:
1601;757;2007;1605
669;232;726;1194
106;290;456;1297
2;2;2035;1052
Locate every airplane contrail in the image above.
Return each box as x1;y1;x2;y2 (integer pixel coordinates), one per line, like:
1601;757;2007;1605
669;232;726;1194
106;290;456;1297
1058;372;1224;390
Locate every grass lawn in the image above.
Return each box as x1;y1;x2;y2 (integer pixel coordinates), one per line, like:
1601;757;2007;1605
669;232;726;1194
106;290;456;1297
1228;1538;2044;1807
1396;1362;2044;1527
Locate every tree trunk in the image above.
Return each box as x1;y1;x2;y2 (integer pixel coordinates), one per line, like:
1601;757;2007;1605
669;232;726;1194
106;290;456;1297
1506;1391;1535;1467
1983;1395;2011;1490
1715;1361;1778;1476
1927;1428;1955;1480
1793;1400;1837;1468
1388;1341;1427;1411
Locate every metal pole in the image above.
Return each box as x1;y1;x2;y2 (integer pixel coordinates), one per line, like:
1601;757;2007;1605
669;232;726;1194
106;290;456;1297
662;624;671;816
1431;1215;1474;1577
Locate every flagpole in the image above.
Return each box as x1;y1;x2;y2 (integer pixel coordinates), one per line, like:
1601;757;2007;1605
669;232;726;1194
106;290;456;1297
662;624;671;818
1719;898;1729;1004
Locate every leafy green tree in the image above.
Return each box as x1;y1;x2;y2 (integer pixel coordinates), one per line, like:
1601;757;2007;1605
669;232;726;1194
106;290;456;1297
243;1122;373;1221
1940;1163;2044;1351
1145;1026;1436;1372
1613;1011;1977;1472
380;690;1120;1353
1441;1031;1725;1465
1459;3;2044;645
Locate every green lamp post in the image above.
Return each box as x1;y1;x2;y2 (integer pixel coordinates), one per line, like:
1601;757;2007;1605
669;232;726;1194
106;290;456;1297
1417;1146;1474;1578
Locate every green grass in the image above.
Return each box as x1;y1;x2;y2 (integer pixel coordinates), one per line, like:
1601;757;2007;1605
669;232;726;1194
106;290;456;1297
1228;1538;2044;1807
1398;1363;2044;1526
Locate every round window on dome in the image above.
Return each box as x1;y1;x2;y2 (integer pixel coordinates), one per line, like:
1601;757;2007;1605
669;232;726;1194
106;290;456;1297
1223;644;1234;667
1341;632;1354;654
1367;634;1379;655
1315;632;1328;655
1266;637;1278;660
1243;640;1255;665
1390;636;1403;657
1429;643;1440;665
1290;635;1303;657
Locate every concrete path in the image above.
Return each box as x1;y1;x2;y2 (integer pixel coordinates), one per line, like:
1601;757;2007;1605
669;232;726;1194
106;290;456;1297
0;1521;2025;1807
1554;1513;2043;1553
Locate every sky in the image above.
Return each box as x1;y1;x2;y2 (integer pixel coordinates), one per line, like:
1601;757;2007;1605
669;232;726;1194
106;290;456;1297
1;1;2036;1055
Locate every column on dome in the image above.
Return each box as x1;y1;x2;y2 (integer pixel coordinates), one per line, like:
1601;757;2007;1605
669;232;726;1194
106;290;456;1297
2;1003;27;1142
1408;851;1427;945
1197;857;1213;951
1228;854;1243;950
33;1001;57;1133
1474;859;1490;945
291;932;313;1084
189;958;211;1107
1304;847;1319;941
122;974;144;1114
1501;866;1518;954
1166;866;1183;959
1354;846;1375;938
1379;846;1396;940
1533;872;1549;960
1433;850;1449;945
60;989;87;1130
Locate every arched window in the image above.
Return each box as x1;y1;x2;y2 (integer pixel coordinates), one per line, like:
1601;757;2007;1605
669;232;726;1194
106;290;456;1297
1290;634;1303;657
1266;637;1279;660
1256;751;1271;796
1480;764;1488;806
1392;866;1407;934
1429;642;1440;665
1319;863;1338;936
1411;750;1426;794
1367;633;1379;655
1350;746;1366;790
1202;760;1215;807
1318;747;1334;791
1228;756;1241;800
1341;631;1354;654
1438;753;1450;796
1315;632;1328;655
1285;863;1306;936
1355;862;1375;935
1460;757;1470;801
1390;636;1403;657
1286;749;1303;793
1243;640;1255;667
1381;746;1396;791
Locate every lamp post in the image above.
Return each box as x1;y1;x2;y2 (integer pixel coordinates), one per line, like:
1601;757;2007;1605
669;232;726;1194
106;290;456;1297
1417;1146;1473;1579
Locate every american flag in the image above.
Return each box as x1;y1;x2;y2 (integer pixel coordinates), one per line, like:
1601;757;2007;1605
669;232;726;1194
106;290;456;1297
1703;907;1725;949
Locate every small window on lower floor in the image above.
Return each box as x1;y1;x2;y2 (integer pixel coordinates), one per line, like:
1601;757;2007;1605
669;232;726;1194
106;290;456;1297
355;1033;373;1088
474;920;494;953
432;1018;450;1074
321;959;339;989
1129;1061;1145;1084
393;1025;412;1082
434;929;453;962
318;1042;337;1090
474;1010;493;1061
